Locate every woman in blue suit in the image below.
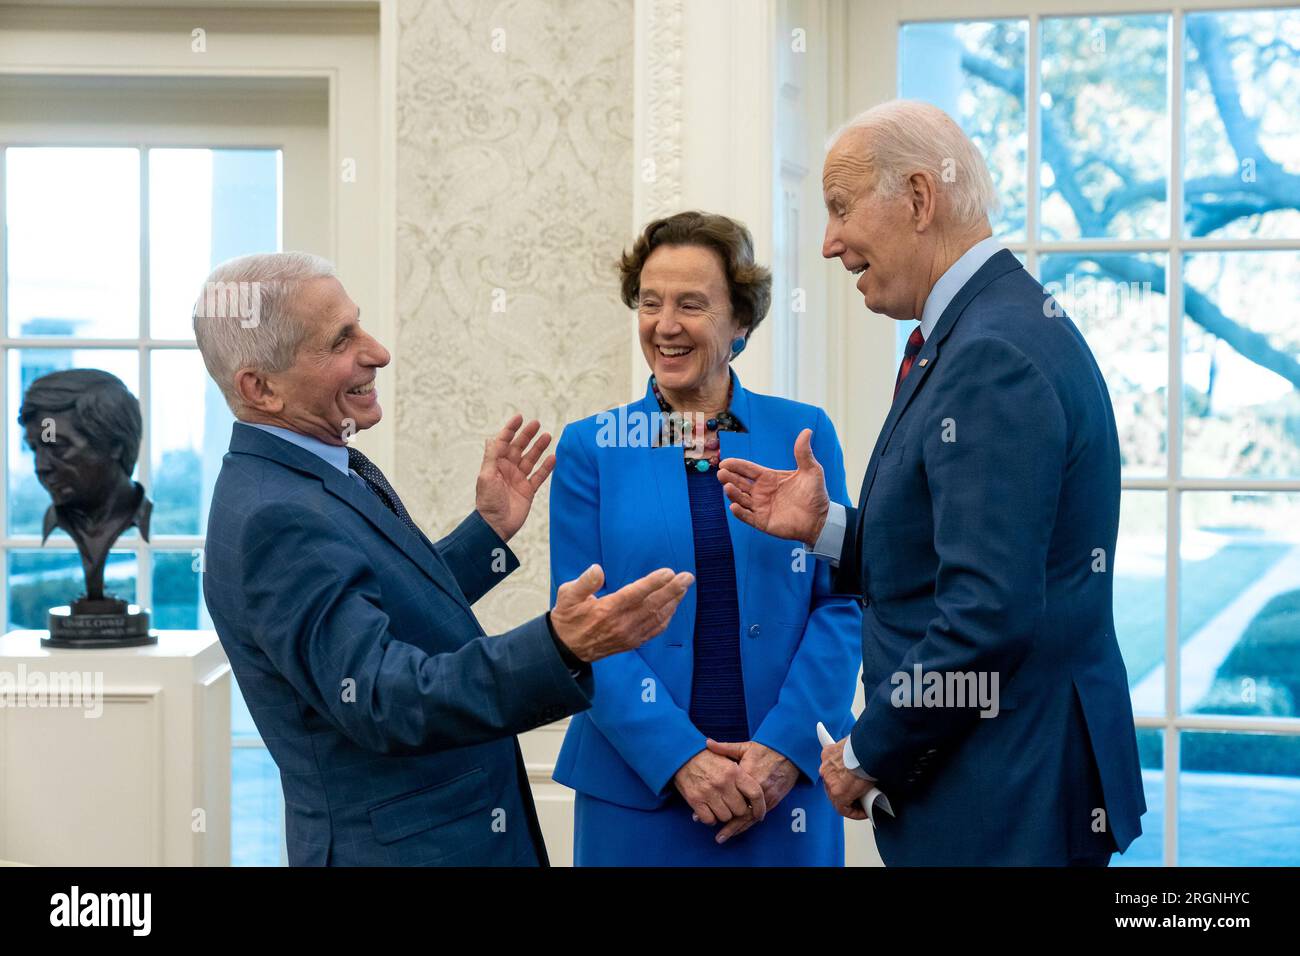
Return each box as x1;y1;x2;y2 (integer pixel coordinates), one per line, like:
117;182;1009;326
549;211;862;866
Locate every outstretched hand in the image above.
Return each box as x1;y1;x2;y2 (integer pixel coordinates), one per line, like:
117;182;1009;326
550;564;695;663
717;428;830;548
475;414;555;542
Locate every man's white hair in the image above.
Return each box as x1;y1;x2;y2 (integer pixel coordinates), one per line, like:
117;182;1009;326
192;251;336;412
828;99;997;229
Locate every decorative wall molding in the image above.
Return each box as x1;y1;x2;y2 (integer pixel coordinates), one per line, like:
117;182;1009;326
393;0;635;634
633;0;685;225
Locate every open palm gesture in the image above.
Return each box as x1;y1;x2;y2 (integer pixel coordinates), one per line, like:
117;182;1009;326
717;428;829;547
476;414;555;542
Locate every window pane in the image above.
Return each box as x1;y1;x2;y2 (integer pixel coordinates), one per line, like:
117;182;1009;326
5;147;140;338
8;549;137;630
1039;253;1168;476
1184;9;1300;239
148;148;282;340
1117;491;1166;718
7;349;140;536
152;549;203;630
900;19;1027;240
1180;731;1300;865
1181;252;1300;480
1115;727;1164;866
150;349;234;534
1039;15;1169;240
1181;492;1300;720
232;746;286;866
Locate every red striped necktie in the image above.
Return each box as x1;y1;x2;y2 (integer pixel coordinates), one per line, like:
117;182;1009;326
893;326;926;401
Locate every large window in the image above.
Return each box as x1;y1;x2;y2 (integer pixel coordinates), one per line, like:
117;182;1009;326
1;143;284;865
900;6;1300;865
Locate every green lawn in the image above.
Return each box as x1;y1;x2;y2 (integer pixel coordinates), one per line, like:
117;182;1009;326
1115;541;1289;688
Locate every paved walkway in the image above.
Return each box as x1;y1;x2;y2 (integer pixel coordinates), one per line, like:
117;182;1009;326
1116;769;1300;866
1131;544;1300;713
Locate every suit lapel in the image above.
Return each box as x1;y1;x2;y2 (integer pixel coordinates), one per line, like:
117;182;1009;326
719;373;754;613
641;370;755;615
854;348;937;516
642;391;700;643
228;423;473;616
855;249;1022;517
642;387;694;578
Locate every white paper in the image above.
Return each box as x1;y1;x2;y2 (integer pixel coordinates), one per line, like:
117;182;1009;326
816;721;894;827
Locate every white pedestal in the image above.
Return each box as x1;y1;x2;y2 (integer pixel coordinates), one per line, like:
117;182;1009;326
0;629;231;866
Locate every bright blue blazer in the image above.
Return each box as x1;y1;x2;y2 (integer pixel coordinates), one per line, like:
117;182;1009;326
549;373;862;812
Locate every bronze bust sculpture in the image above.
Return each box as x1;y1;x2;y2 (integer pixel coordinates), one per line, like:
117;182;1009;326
19;369;155;647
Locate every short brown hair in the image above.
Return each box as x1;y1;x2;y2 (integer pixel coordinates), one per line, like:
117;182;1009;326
619;211;773;336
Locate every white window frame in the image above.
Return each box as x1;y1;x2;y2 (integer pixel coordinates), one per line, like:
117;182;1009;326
0;82;329;632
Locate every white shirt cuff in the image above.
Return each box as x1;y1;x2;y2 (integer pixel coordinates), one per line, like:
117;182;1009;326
810;501;847;566
841;732;872;779
842;733;895;825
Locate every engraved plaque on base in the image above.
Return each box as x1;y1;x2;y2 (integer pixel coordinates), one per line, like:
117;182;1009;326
44;599;156;649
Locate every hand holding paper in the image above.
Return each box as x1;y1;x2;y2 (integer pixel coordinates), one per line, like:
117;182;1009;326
816;721;895;827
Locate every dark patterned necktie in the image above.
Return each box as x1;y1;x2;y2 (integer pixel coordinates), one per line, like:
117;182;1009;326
347;446;421;538
893;326;926;401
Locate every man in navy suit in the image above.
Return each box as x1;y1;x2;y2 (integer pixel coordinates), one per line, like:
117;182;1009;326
719;100;1145;865
195;252;693;865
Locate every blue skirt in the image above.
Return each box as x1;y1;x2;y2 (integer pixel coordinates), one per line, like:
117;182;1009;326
573;776;845;867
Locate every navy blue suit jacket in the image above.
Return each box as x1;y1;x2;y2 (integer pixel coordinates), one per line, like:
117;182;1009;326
836;249;1146;865
203;422;593;865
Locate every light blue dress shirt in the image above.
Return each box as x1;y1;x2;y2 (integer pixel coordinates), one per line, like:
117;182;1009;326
810;235;1004;780
244;422;369;490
